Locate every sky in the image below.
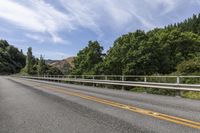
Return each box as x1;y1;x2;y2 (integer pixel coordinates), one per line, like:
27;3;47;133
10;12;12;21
0;0;200;60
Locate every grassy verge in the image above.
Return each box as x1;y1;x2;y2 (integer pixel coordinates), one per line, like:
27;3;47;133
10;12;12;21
130;87;200;100
129;87;177;96
181;91;200;100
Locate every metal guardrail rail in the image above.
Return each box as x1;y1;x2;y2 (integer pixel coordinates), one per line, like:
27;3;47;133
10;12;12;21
20;75;200;92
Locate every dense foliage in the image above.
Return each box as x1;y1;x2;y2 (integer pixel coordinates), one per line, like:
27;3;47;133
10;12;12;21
103;28;200;75
72;14;200;76
72;41;104;75
169;14;200;35
0;40;26;74
71;13;200;99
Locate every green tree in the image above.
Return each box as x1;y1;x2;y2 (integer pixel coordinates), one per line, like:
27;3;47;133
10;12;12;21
0;40;25;74
46;66;63;75
25;47;33;74
72;41;104;75
37;55;46;76
102;28;200;75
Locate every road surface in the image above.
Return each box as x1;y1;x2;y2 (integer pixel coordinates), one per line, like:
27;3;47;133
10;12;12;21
0;76;200;133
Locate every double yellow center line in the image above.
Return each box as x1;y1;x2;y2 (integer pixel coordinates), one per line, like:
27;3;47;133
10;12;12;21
27;80;200;130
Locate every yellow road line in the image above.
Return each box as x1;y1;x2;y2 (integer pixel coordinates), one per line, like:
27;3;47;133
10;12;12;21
23;80;200;129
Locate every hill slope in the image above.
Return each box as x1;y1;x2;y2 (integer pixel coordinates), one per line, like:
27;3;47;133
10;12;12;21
46;57;75;74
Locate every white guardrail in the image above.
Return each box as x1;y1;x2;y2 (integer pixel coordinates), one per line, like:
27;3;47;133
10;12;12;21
20;75;200;92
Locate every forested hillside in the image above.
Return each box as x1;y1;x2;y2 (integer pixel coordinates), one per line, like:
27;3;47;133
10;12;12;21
0;40;26;74
72;13;200;76
168;14;200;35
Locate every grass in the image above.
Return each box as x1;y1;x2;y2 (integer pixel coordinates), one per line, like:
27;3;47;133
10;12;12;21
130;87;177;96
130;87;200;100
181;91;200;100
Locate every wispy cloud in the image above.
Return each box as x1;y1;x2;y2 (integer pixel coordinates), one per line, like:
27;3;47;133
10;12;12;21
26;33;44;43
60;0;104;37
0;0;72;43
59;0;183;32
0;0;193;42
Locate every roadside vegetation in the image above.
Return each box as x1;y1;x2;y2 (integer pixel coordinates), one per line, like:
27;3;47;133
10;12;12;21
71;13;200;100
1;13;200;99
0;40;63;76
20;47;63;76
0;40;25;74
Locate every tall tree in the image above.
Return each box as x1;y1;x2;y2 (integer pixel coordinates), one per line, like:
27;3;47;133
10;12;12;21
25;47;33;74
72;41;104;75
37;55;46;76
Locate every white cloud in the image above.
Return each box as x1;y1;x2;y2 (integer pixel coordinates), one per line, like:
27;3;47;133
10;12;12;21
143;0;179;14
60;0;103;37
0;0;73;43
26;33;44;43
59;0;183;32
0;0;197;44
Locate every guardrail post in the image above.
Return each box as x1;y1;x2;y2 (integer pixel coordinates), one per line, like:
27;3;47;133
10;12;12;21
82;75;85;86
177;76;180;84
176;76;181;97
122;76;125;90
57;75;60;83
93;76;95;87
144;76;147;82
105;76;108;88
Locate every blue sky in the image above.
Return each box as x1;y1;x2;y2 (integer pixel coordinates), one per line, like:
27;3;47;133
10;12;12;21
0;0;200;60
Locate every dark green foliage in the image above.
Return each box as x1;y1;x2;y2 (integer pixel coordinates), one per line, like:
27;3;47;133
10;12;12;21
46;66;63;75
71;13;200;98
173;14;200;35
102;28;200;75
72;41;104;75
0;40;26;74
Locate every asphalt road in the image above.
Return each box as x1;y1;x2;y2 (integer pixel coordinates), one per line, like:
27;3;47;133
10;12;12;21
0;77;200;133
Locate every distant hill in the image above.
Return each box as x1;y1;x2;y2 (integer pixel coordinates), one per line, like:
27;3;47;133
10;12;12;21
45;59;60;64
46;57;75;74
